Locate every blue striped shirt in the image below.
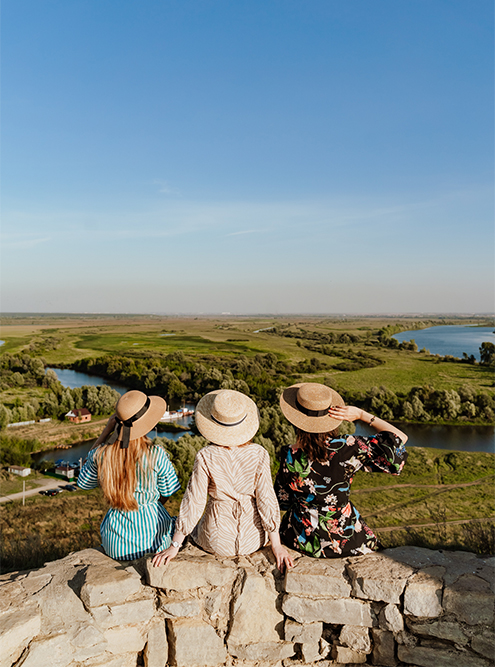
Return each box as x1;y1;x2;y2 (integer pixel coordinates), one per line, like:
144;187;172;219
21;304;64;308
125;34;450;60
77;444;181;560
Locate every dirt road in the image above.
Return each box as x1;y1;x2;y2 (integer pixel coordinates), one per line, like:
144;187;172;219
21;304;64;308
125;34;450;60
0;478;70;504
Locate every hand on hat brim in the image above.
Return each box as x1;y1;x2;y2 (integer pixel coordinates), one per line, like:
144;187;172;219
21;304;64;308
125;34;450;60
328;405;361;422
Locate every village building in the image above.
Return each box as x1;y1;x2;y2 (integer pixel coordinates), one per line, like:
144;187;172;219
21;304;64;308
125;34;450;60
65;408;91;423
8;465;31;477
55;466;75;479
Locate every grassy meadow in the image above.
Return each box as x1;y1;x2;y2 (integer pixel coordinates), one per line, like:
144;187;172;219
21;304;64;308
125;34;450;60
0;314;493;573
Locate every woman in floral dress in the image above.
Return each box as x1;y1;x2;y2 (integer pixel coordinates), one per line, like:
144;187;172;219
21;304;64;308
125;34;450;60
275;383;408;558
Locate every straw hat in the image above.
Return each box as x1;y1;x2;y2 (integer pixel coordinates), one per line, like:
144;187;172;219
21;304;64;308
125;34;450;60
107;390;166;448
280;383;344;433
195;389;259;447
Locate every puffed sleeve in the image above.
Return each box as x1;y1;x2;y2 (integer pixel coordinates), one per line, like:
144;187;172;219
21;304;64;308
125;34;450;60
175;449;209;535
254;447;280;533
354;431;408;475
155;447;181;497
274;446;293;511
77;449;99;489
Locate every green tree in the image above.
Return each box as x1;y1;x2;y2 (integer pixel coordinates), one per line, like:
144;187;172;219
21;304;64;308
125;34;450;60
480;342;495;366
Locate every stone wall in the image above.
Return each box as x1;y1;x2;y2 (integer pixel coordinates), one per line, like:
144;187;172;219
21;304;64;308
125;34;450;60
1;544;493;667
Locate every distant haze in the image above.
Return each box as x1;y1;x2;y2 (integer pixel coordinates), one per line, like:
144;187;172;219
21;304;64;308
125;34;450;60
1;1;493;314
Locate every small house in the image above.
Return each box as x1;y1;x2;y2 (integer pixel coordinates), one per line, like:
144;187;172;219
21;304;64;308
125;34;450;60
55;466;75;479
66;408;91;424
8;465;31;477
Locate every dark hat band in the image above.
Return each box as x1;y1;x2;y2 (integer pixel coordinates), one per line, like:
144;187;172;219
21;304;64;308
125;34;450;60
107;397;151;449
295;396;331;418
210;413;247;428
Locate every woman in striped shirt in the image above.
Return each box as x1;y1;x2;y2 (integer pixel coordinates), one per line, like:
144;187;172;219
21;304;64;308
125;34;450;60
77;390;181;561
152;389;294;572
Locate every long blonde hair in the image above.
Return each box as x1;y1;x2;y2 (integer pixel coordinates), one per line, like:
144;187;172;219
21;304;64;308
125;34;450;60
94;436;152;511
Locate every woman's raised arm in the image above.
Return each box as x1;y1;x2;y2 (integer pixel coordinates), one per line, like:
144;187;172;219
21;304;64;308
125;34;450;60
329;405;408;444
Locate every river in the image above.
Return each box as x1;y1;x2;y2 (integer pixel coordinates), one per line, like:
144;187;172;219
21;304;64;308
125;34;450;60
43;326;494;459
392;325;495;359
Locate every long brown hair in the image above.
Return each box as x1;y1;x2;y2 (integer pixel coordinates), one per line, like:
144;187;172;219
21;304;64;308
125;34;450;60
94;436;152;511
295;427;340;462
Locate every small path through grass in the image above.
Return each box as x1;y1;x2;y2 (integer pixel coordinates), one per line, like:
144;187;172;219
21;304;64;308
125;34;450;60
375;516;495;533
353;474;495;494
359;474;494;520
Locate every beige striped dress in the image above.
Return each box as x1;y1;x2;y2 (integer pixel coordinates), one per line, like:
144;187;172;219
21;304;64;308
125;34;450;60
176;443;280;557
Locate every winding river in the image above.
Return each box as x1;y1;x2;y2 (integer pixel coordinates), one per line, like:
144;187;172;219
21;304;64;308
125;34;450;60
41;323;494;461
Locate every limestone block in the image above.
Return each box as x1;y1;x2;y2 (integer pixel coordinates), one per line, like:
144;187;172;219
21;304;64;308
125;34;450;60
81;652;141;667
284;619;322;643
332;645;367;663
383;546;451;569
283;594;374;627
379;604;403;633
228;641;295;661
443;574;494;625
104;625;146;654
404;567;443;618
347;554;414;604
80;565;143;609
298;642;321;662
398;645;490;667
160;598;201;618
17;632;74;667
21;572;53;595
371;629;396;667
167;617;227;667
284;558;351;598
471;630;495;661
146;554;235;592
407;620;468;645
0;580;26;614
319;636;331;657
144;618;168;667
70;622;108;661
0;605;41;663
228;572;283;645
339;625;371;653
91;598;156;628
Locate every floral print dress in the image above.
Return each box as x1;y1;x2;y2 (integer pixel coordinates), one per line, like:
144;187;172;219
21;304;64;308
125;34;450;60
274;431;407;558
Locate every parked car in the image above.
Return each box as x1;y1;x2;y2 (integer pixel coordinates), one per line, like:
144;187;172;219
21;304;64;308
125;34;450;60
45;489;62;497
62;484;77;491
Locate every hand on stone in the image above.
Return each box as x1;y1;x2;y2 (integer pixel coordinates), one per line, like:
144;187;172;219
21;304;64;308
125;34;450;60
271;544;294;573
152;545;179;567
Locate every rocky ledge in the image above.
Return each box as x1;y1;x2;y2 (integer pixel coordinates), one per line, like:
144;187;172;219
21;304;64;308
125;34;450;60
0;544;493;667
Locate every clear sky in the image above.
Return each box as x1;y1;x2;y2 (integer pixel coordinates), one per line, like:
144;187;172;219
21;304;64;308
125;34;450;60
1;0;493;314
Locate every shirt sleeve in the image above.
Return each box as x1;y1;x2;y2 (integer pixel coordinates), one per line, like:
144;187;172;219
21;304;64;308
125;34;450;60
175;450;210;535
255;447;281;533
354;431;408;475
77;449;99;489
155;447;181;497
274;446;293;511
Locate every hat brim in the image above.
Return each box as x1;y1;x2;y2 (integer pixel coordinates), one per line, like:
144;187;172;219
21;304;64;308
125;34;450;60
195;390;259;447
279;383;344;433
114;395;166;442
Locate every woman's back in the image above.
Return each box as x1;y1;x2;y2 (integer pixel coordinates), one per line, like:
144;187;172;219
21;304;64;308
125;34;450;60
177;443;280;557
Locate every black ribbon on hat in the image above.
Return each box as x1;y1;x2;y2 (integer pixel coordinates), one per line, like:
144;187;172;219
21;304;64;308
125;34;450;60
296;396;331;417
210;413;247;427
106;397;151;449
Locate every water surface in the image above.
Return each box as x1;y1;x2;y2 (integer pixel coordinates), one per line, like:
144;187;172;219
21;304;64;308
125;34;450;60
392;325;495;360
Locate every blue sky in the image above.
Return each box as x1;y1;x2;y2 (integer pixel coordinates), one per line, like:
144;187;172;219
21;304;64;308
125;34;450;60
2;0;493;314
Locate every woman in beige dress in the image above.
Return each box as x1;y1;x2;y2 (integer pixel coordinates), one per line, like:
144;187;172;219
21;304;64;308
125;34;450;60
152;389;293;572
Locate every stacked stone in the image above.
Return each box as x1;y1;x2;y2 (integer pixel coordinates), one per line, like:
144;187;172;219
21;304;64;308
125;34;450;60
0;544;493;667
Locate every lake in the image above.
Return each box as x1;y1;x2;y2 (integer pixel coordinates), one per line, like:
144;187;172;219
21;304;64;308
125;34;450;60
392;325;495;359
